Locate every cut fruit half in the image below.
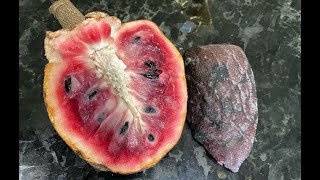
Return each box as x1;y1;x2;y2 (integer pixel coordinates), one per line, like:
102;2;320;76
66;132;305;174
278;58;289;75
44;10;187;174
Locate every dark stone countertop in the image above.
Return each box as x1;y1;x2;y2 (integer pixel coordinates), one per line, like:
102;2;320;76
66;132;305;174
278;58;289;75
19;0;301;179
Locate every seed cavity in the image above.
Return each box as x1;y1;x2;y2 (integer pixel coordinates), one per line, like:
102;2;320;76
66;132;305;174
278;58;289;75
148;134;155;141
64;76;72;93
88;90;98;100
96;112;106;123
132;36;141;43
141;72;159;79
120;122;129;135
145;60;157;71
142;60;161;80
144;106;156;114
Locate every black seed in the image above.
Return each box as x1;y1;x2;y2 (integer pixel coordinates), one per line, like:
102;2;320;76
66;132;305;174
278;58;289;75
64;76;72;93
120;122;129;135
132;36;141;43
141;72;159;79
88;90;98;100
148;134;155;141
145;60;157;71
144;106;156;113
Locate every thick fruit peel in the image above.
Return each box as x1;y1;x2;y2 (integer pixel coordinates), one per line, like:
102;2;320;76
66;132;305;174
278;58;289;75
184;44;258;172
43;12;187;174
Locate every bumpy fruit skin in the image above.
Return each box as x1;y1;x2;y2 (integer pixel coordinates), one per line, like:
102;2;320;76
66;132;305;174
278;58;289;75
184;44;258;172
43;12;187;174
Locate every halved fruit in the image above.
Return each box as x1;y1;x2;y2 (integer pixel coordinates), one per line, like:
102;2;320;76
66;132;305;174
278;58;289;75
43;10;187;174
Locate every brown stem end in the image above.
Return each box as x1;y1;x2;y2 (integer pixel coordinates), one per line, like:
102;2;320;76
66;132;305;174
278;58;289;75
49;0;85;30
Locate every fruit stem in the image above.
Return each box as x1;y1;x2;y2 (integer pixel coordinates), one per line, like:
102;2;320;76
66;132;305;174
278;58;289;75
49;0;85;30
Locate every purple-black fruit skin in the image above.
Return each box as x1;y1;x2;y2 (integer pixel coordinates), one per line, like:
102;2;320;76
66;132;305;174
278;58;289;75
184;44;258;172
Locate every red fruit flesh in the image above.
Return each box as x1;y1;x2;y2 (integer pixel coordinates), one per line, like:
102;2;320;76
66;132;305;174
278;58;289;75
44;12;187;174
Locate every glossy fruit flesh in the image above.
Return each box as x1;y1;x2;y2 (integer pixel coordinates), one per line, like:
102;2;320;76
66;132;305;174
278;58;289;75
44;12;187;174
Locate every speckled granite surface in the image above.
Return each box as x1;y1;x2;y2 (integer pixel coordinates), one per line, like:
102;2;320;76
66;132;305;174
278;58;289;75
19;0;301;179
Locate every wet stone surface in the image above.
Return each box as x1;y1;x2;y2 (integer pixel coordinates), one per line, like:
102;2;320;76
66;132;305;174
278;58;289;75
19;0;300;179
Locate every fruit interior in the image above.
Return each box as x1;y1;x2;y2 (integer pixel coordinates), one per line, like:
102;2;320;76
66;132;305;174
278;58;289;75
44;13;187;173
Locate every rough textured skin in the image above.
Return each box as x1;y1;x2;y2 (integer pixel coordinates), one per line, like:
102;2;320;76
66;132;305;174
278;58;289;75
184;44;258;172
